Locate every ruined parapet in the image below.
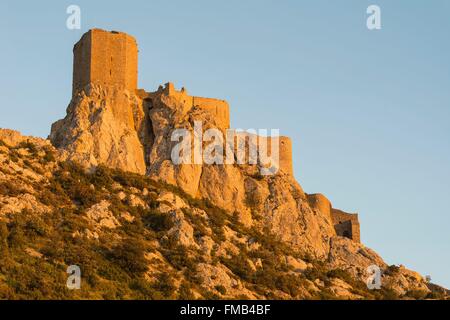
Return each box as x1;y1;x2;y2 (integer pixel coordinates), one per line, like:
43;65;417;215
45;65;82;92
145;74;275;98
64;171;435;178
72;29;138;96
192;96;230;130
306;194;360;242
232;133;293;176
331;209;360;243
162;82;230;129
258;135;293;176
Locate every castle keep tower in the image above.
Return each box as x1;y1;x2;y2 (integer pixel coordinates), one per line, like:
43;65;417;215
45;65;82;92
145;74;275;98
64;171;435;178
72;29;138;96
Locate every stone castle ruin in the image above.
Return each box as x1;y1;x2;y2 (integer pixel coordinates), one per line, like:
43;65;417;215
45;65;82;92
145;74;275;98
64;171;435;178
58;28;360;242
306;193;360;242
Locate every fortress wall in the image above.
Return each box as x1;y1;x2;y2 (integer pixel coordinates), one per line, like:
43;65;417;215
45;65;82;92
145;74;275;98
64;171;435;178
334;220;352;238
72;29;138;96
162;83;194;111
331;208;360;242
72;32;92;95
234;134;293;176
124;34;138;91
192;96;230;130
163;83;230;130
351;221;361;243
331;209;359;224
307;193;332;220
161;83;291;175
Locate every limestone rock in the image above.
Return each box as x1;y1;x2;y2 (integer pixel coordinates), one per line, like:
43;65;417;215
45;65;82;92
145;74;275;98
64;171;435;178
25;248;43;259
328;236;386;279
127;194;148;209
85;200;120;229
157;191;188;213
328;278;363;299
198;236;215;257
166;210;197;248
49;84;151;175
0;128;51;149
0;193;50;217
383;266;430;296
195;263;257;298
285;256;308;273
120;212;135;223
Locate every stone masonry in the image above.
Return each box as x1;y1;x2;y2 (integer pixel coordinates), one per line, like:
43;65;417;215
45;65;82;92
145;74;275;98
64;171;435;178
307;193;361;242
72;29;138;96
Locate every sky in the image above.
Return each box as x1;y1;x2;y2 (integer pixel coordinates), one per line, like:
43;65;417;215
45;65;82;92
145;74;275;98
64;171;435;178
0;0;449;288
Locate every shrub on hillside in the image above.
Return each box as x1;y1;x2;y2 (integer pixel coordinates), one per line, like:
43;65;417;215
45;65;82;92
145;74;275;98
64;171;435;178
109;239;148;275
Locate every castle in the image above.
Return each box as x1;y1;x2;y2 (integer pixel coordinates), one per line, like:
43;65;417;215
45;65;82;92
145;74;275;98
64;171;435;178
307;193;360;243
73;29;138;95
71;28;360;242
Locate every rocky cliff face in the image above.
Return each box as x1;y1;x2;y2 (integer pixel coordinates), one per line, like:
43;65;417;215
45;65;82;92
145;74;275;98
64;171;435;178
1;128;445;299
39;83;448;299
50;85;151;175
50;84;336;259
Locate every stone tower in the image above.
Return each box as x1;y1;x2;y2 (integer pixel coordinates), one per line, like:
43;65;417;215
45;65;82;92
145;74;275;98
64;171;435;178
72;29;138;96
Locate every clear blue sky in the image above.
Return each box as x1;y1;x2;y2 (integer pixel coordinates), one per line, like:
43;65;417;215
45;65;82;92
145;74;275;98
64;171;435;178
1;1;449;288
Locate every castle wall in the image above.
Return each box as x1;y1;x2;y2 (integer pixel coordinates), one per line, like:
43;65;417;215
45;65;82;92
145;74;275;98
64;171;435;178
234;133;293;176
162;83;230;130
192;96;230;130
72;32;92;95
72;29;138;96
307;193;332;220
331;208;360;242
160;83;293;176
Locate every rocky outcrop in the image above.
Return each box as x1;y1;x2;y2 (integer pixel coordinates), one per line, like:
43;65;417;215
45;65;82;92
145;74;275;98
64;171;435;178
50;84;152;175
37;30;441;299
50;84;336;259
0;128;445;299
85;200;121;229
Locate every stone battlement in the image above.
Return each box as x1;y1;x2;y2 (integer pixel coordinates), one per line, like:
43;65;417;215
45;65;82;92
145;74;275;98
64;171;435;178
161;82;230;130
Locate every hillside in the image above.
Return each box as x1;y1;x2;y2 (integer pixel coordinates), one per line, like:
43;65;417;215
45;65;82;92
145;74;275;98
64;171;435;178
0;129;447;300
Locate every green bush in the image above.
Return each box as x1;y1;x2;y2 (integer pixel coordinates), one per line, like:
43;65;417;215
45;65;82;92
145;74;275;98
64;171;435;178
109;239;148;275
327;269;353;283
0;222;9;257
178;281;195;299
42;146;56;163
161;244;195;271
154;273;176;299
384;265;400;276
17;141;38;155
8;150;20;163
215;285;227;295
142;210;173;232
404;289;429;300
0;181;25;197
220;253;253;282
